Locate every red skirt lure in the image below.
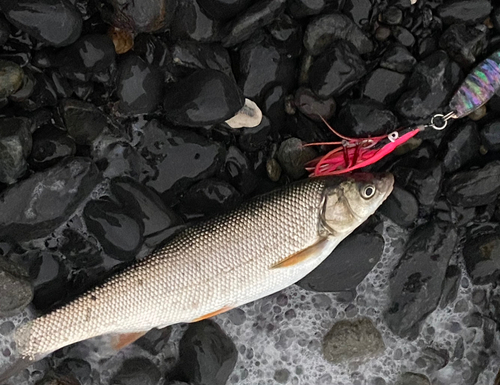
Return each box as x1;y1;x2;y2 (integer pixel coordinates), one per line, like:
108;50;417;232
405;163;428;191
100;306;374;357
306;49;500;177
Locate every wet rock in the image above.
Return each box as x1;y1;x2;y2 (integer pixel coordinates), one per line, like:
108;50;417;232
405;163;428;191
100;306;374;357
179;178;241;216
197;0;251;20
18;73;58;111
218;146;258;194
56;358;91;385
110;177;181;238
277;138;316;179
134;327;172;355
0;16;10;46
343;0;371;26
59;229;103;268
309;40;366;98
380;6;403;25
288;0;326;18
439;265;461;308
83;199;143;261
238;34;295;103
385;221;458;339
98;0;176;34
297;232;384;292
0;0;82;47
396;50;460;121
170;41;234;80
164;69;244;127
266;158;281;182
116;55;162;115
94;141;143;179
179;320;237;385
29;125;76;170
437;0;492;26
480;120;500;152
267;14;302;56
61;99;108;145
380;45;416;73
363;68;408;104
238;116;271;152
322;318;385;364
0;60;24;99
379;185;418;227
440;121;480;173
171;0;220;42
462;233;500;285
0;257;33;316
57;35;116;83
111;357;161;385
222;0;287;47
445;161;500;207
304;13;373;56
0;117;32;184
0;157;100;242
9;68;35;102
337;99;398;137
138;120;224;195
396;372;431;385
439;24;488;67
31;251;69;311
392;27;415;47
294;87;336;121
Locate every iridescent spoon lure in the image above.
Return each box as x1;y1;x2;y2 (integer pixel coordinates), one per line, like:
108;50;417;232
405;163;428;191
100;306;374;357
306;50;500;177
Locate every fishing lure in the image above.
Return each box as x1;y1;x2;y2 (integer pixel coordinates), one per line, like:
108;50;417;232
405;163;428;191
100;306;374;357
306;49;500;177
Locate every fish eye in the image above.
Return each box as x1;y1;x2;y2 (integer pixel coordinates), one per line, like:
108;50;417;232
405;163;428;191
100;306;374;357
361;184;376;199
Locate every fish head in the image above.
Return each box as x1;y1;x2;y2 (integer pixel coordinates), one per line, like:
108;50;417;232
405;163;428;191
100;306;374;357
320;173;394;236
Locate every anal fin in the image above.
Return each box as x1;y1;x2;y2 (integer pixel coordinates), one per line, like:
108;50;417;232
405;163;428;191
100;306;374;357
111;331;147;351
191;306;233;322
271;237;331;269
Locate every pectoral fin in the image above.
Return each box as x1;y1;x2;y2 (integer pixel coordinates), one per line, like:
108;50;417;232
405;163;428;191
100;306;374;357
191;306;233;322
271;237;331;269
111;331;147;350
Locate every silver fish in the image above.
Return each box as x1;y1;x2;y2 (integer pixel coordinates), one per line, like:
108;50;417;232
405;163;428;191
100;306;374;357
0;173;394;383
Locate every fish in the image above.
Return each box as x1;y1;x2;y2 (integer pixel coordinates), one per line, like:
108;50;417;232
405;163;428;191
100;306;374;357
0;172;394;383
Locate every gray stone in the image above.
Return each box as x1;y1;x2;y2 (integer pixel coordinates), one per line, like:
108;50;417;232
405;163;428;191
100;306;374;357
0;257;33;317
396;372;431;385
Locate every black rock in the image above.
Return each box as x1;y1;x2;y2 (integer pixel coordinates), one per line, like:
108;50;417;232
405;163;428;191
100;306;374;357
238;115;271;152
18;73;58;111
336;99;398;137
164;69;244;127
267;14;302;56
0;60;24;99
439;24;488;67
379;185;418;227
0;117;32;184
303;13;373;56
218;146;259;195
396;50;460;121
0;0;82;47
363;68;408;104
29;125;76;170
110;177;181;238
294;87;336;121
97;0;176;34
0;257;33;316
138;120;224;195
134;327;172;355
61;99;108;145
445;161;500;207
493;7;500;33
437;0;492;26
57;34;116;83
392;27;415;47
111;358;161;385
380;6;403;25
0;16;10;46
116;55;162;115
343;0;371;26
179;320;237;385
238;33;295;103
170;41;234;80
287;0;326;18
439;265;461;308
439;121;480;173
380;45;416;73
95;141;144;180
171;0;220;42
0;157;100;242
463;233;500;285
222;0;287;47
277;137;316;179
197;0;251;20
58;229;103;268
480;120;500;152
31;251;69;311
385;221;458;339
56;358;92;385
309;40;366;98
83;199;144;261
297;232;384;292
179;178;241;216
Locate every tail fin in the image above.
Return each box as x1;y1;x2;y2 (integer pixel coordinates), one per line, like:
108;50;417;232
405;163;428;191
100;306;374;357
0;356;37;385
